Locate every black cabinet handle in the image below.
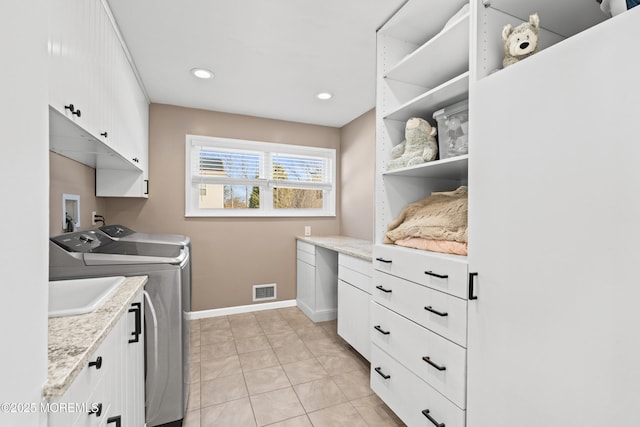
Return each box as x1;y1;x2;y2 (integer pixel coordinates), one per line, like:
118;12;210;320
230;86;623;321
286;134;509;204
373;325;390;335
375;257;392;264
375;285;392;293
128;302;142;343
422;356;446;371
469;272;478;300
424;306;448;317
374;366;390;380
144;179;149;195
88;356;102;370
132;157;139;163
100;131;108;138
422;409;445;427
64;104;82;117
424;270;448;279
107;415;121;426
88;403;102;417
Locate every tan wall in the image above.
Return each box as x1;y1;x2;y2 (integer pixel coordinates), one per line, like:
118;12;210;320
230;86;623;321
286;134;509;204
339;109;375;240
49;152;108;236
104;104;341;311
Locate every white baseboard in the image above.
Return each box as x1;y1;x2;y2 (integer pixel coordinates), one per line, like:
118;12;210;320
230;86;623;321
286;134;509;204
188;299;297;320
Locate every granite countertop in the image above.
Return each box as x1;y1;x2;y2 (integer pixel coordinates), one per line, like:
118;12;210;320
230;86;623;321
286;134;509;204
296;235;373;261
43;276;148;399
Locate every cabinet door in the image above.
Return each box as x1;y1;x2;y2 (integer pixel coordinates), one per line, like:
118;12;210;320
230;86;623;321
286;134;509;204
296;258;315;318
337;280;370;360
49;0;92;129
467;10;640;427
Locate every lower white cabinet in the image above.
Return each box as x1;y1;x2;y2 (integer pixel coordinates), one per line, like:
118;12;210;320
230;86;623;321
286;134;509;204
370;345;465;427
48;292;144;427
296;241;338;322
337;253;372;360
370;246;468;426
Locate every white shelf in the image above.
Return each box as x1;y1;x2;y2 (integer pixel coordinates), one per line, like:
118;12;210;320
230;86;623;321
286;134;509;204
384;72;469;122
383;154;468;180
488;0;606;38
380;0;469;46
385;11;469;89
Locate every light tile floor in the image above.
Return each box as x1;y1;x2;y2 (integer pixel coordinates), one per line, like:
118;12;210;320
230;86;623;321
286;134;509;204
185;306;405;427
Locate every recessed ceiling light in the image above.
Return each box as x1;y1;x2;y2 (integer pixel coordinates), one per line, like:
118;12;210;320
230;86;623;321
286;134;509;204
191;68;214;79
316;92;332;100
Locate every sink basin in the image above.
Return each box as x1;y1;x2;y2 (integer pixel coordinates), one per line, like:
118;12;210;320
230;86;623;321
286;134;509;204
48;276;125;318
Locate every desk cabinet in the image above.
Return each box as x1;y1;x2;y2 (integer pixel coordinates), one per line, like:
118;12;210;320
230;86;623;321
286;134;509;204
296;241;338;322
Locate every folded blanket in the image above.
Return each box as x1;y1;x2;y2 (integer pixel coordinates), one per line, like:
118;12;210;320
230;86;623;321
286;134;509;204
385;186;468;244
394;237;468;256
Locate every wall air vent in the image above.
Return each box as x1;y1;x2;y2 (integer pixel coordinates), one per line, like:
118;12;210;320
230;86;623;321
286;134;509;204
253;283;277;302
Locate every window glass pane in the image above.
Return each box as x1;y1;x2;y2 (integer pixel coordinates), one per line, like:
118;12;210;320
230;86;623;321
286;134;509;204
199;184;260;209
199;149;262;179
272;154;326;184
273;188;323;209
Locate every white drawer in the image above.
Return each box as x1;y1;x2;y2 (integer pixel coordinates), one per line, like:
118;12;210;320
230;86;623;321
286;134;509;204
373;244;468;299
372;270;467;347
297;240;316;255
297;249;315;266
370;345;465;427
338;253;372;277
370;301;466;408
338;264;371;294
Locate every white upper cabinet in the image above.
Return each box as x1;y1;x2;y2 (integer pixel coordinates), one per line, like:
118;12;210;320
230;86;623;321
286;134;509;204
49;0;149;197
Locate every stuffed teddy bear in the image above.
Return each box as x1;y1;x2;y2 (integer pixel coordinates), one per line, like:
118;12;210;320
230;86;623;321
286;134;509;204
387;117;438;170
502;13;540;68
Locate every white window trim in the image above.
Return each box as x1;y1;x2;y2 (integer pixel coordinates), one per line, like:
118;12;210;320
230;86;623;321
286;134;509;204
185;134;336;217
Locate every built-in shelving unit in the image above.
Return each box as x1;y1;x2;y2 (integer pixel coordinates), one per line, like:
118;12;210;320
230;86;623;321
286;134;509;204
371;0;621;425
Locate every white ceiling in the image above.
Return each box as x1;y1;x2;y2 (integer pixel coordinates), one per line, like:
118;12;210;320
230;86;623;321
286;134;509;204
105;0;406;128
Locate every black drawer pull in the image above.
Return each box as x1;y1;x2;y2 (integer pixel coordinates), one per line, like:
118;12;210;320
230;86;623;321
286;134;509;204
375;285;392;293
128;302;142;343
88;403;102;417
107;415;121;426
375;257;392;264
469;272;478;300
424;270;448;279
424;306;448;317
422;356;446;371
100;131;108;138
88;356;102;370
374;366;390;380
422;409;445;427
374;325;390;335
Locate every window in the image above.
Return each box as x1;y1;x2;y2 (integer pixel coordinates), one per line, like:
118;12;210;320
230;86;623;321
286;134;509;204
186;135;336;217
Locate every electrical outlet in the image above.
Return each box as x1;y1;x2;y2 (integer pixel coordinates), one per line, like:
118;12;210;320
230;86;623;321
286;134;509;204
304;226;311;236
91;211;97;225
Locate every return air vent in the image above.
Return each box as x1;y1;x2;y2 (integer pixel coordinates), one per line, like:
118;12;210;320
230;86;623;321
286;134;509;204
253;284;276;302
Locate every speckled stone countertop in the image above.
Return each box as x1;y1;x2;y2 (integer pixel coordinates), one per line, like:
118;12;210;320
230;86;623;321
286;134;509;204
43;276;147;399
296;235;373;261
